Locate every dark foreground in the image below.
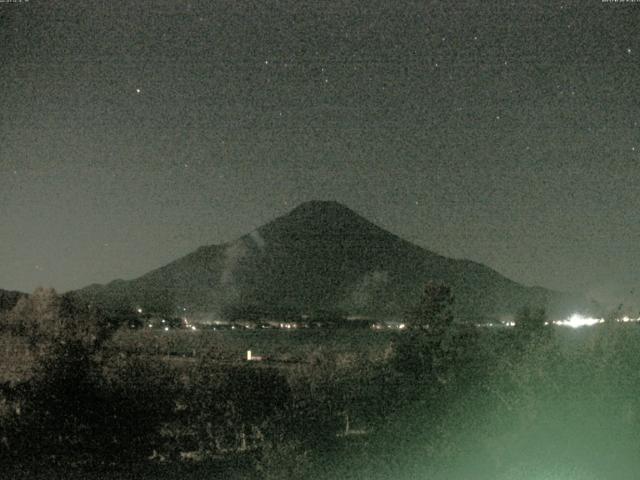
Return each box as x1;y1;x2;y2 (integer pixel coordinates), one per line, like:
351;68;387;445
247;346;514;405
4;291;640;479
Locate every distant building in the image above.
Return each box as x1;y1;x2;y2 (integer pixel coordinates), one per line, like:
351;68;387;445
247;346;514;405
246;350;263;361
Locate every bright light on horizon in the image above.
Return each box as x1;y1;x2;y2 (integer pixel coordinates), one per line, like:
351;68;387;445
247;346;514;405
555;313;604;328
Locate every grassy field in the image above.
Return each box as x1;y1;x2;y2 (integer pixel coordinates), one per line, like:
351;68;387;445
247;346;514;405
106;327;400;363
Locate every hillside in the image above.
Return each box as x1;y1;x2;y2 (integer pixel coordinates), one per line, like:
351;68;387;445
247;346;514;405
75;201;583;322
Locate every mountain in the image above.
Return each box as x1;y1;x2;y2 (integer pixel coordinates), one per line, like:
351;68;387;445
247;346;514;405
74;201;584;322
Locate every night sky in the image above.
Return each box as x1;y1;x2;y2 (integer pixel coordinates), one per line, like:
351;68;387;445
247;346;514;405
1;0;639;309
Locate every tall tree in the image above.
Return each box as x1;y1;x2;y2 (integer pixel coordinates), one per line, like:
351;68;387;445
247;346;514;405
410;280;455;336
396;281;457;384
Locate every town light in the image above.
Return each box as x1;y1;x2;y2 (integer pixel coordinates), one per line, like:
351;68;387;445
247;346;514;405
556;313;603;328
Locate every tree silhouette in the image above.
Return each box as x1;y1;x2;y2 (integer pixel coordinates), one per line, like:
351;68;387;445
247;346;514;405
410;281;455;336
514;305;547;337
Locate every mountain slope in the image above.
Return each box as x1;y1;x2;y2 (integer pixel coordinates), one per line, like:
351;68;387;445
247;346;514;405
75;201;581;321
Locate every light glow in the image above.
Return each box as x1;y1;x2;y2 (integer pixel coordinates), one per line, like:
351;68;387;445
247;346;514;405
555;313;604;328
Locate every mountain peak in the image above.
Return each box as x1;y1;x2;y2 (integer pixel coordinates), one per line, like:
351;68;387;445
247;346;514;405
267;200;377;236
288;200;357;216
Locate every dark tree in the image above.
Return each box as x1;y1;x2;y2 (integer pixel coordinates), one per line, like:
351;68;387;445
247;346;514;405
392;281;459;387
410;281;455;336
514;305;547;336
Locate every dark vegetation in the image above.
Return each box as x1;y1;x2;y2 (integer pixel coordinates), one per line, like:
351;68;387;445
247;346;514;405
0;289;26;315
1;286;638;479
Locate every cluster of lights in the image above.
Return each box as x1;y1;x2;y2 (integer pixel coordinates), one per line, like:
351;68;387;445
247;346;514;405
135;306;199;332
475;322;502;328
371;322;406;330
554;314;603;328
555;314;640;328
134;308;638;333
478;314;640;329
279;323;298;329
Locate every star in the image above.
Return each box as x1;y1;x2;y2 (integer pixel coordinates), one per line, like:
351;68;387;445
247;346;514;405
135;88;141;94
627;48;632;54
